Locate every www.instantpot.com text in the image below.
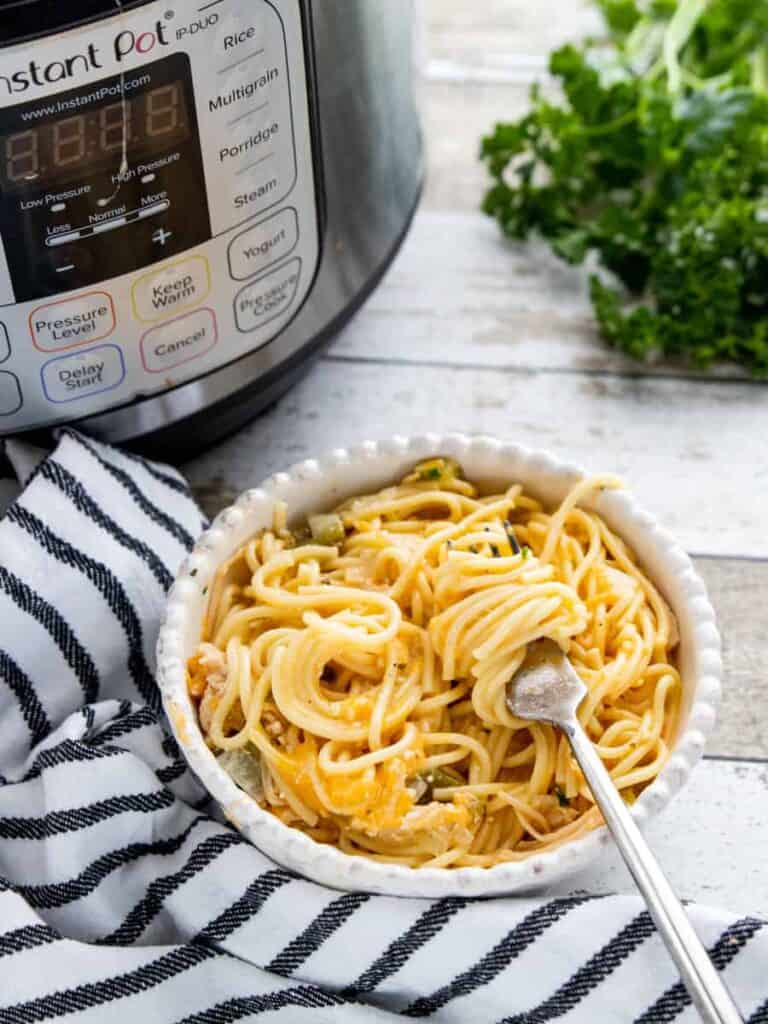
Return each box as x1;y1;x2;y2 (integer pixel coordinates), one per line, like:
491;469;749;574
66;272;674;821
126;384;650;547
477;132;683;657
18;74;151;120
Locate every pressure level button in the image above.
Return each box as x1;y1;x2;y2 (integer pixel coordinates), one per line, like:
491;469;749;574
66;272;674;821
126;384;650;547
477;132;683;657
30;292;116;353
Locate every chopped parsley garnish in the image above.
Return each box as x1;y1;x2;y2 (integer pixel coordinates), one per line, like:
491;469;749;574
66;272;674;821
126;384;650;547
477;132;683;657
422;466;442;480
521;546;531;560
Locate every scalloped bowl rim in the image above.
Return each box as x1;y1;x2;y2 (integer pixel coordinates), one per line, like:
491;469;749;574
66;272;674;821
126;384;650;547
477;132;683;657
156;433;722;898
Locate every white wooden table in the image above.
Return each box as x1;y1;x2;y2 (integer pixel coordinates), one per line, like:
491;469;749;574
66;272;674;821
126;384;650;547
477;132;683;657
183;2;768;916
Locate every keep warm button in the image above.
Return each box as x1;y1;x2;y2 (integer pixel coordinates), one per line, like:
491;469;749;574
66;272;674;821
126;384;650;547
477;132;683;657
132;255;211;323
235;258;302;334
42;344;125;404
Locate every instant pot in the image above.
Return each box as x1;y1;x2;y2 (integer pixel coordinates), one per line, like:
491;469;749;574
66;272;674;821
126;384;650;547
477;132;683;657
0;0;422;455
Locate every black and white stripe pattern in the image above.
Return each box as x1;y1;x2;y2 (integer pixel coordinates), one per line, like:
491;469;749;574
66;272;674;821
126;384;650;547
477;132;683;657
0;430;765;1023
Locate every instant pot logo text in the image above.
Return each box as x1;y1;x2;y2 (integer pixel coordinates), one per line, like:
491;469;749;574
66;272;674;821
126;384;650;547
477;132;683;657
0;21;170;96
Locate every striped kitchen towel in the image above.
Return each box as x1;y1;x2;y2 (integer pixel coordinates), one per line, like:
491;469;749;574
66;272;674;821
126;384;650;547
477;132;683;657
0;428;765;1024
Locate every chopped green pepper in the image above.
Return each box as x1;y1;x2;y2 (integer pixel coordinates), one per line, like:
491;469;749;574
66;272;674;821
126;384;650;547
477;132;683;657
308;513;345;546
218;748;263;801
408;766;465;804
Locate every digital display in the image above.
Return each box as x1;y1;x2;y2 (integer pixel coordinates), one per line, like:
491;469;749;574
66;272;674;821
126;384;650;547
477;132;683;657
0;82;190;190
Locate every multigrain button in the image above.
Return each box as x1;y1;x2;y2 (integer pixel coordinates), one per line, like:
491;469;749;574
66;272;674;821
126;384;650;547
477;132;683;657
30;291;116;352
141;308;218;373
41;344;125;404
132;255;211;323
228;208;298;281
0;371;21;415
234;257;301;333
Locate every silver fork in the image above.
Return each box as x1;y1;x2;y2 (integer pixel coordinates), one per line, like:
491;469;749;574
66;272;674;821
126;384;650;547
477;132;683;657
507;638;743;1024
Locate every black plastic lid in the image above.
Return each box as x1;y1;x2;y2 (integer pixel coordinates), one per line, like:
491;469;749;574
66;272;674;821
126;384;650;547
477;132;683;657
0;0;154;48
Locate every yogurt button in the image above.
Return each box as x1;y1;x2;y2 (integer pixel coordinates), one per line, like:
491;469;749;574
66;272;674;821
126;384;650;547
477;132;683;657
228;208;298;281
132;255;211;323
141;308;218;373
0;371;21;415
30;291;116;352
234;257;301;333
42;344;125;404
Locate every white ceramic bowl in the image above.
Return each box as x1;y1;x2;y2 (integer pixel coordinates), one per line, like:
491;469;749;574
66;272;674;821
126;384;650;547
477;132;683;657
157;434;722;898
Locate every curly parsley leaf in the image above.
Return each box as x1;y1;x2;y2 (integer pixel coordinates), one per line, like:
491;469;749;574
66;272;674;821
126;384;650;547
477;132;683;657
481;0;768;375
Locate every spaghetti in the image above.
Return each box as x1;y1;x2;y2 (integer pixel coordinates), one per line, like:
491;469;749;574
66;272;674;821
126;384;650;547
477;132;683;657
188;458;680;868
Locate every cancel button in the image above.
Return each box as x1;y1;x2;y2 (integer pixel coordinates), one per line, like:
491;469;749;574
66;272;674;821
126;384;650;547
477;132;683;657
140;308;218;374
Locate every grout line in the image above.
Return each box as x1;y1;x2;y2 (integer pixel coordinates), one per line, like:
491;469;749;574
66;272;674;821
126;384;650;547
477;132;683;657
690;552;768;565
320;353;762;388
425;57;548;86
704;754;768;766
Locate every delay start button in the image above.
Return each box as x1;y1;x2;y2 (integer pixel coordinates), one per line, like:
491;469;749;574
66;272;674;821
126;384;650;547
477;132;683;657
30;291;116;353
141;308;218;373
228;208;299;281
132;255;211;323
235;258;302;333
41;344;125;404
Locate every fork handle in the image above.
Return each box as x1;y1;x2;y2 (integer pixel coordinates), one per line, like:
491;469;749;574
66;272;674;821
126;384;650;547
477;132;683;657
566;721;743;1023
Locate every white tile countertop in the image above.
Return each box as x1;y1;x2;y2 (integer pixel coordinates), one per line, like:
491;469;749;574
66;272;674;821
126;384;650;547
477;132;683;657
183;2;768;916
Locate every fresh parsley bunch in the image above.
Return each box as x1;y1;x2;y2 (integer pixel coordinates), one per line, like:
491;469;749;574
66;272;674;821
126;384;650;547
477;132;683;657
481;0;768;373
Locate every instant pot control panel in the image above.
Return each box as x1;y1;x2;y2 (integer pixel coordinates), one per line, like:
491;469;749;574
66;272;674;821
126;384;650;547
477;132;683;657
0;0;319;431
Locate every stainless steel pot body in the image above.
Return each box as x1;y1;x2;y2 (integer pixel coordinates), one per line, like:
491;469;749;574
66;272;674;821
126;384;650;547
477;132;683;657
0;0;422;455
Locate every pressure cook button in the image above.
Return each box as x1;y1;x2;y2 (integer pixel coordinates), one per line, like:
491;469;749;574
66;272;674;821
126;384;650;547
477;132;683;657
41;344;125;404
141;308;218;374
0;324;9;364
30;292;116;353
228;208;299;281
0;371;22;416
234;258;302;333
132;255;211;323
